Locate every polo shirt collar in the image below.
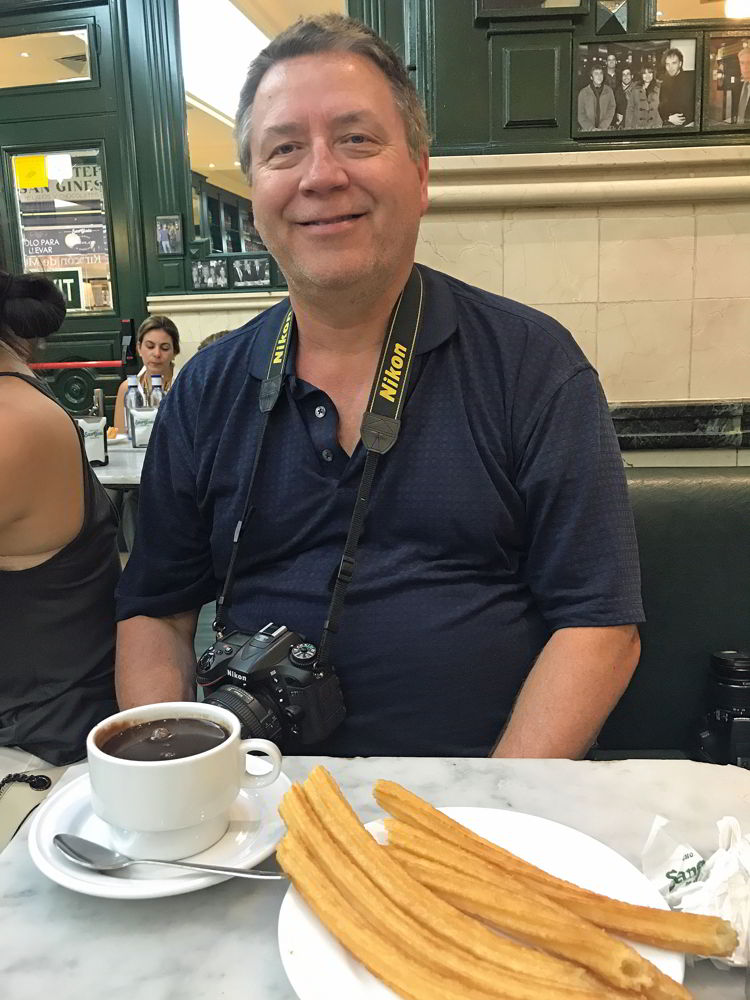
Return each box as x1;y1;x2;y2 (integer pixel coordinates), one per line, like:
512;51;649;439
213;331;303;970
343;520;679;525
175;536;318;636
247;263;458;379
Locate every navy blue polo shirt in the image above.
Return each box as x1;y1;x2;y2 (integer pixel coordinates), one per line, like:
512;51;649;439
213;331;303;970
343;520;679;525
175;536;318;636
116;265;643;756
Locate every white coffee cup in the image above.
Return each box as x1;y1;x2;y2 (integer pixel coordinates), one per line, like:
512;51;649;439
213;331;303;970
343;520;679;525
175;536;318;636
87;701;282;861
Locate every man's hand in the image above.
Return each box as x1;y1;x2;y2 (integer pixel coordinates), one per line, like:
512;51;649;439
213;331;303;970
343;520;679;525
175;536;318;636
491;625;640;759
668;113;686;126
116;610;200;709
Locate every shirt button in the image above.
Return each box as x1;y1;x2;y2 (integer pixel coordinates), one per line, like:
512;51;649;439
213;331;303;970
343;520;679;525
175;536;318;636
321;449;334;462
315;405;326;418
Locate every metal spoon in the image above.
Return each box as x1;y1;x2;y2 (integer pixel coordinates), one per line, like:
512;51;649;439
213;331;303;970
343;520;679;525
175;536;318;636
53;833;287;879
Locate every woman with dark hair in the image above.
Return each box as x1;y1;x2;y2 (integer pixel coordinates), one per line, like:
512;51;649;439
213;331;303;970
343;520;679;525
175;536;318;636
113;314;180;431
0;270;119;767
624;66;662;129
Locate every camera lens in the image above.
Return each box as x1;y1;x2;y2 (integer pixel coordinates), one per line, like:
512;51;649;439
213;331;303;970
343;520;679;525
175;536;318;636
203;684;283;743
709;651;750;714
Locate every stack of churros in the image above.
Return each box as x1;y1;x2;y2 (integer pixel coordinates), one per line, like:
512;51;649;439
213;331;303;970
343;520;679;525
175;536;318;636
276;767;737;1000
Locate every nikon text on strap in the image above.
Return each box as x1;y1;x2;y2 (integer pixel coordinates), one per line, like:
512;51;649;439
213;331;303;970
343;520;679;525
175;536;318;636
214;266;425;674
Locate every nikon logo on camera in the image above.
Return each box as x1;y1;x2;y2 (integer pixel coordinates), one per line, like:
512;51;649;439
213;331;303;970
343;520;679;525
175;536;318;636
378;342;407;403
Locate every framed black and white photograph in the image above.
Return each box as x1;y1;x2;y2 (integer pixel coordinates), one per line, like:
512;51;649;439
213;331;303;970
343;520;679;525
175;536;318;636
575;39;698;134
229;253;271;288
704;33;750;129
156;214;183;256
476;0;589;19
190;258;229;290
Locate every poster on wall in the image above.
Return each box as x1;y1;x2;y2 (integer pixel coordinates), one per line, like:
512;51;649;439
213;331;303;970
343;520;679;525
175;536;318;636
704;34;750;129
575;39;698;134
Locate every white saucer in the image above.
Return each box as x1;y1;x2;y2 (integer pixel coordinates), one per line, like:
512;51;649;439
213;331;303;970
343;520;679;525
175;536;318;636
28;769;290;899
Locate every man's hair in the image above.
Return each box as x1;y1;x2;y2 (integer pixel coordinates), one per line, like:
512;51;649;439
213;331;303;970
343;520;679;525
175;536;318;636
235;14;429;175
197;330;231;352
664;47;684;66
137;314;180;355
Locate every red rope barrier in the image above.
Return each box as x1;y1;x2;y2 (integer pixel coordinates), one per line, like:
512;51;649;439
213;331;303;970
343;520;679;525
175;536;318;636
29;361;122;370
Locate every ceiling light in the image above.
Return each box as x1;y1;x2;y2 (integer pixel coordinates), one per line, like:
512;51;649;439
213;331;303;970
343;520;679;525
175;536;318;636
725;0;750;15
208;162;215;168
20;52;30;58
234;161;241;166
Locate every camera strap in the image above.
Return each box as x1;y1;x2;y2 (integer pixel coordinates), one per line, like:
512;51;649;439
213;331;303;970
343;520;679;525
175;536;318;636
214;266;425;673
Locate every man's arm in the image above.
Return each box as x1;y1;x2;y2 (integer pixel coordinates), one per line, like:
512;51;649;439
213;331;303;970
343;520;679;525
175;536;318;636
491;624;640;759
116;609;200;709
577;89;593;130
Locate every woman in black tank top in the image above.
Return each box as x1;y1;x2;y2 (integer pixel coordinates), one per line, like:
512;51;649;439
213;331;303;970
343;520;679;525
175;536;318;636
0;271;119;764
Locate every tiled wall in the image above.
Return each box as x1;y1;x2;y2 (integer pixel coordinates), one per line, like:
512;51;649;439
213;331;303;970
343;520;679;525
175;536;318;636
415;201;750;404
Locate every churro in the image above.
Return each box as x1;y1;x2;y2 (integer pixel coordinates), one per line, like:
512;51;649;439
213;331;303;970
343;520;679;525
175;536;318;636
374;779;738;957
279;781;619;1000
382;838;654;992
297;767;614;994
386;843;691;1000
278;832;504;1000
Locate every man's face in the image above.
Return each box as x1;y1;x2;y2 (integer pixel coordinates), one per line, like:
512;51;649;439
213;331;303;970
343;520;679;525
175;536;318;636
665;55;681;77
591;68;604;86
606;55;617;71
739;49;750;82
621;69;632;87
249;52;429;298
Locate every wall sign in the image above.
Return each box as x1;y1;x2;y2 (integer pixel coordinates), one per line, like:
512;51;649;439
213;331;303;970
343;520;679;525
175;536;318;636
45;268;83;310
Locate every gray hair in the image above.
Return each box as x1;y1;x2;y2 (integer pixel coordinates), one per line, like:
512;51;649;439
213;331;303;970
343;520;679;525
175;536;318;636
235;14;429;175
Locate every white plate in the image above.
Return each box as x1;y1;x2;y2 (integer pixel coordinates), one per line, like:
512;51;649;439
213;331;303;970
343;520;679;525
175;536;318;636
28;768;290;899
107;434;129;445
278;806;685;999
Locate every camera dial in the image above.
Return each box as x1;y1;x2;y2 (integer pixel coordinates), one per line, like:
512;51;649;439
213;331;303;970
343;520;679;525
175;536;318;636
290;642;316;668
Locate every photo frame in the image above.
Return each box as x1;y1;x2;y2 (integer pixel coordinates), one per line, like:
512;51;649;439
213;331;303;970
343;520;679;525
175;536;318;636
476;0;589;20
646;0;750;29
156;214;183;256
229;253;272;288
703;32;750;130
574;39;699;136
190;257;229;290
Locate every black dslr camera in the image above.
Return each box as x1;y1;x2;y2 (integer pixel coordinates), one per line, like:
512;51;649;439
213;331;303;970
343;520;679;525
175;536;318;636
694;651;750;768
196;623;346;750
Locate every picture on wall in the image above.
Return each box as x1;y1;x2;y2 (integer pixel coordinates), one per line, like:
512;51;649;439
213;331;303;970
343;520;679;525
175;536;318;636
575;39;697;133
156;214;183;256
705;34;750;129
191;259;228;290
230;254;271;288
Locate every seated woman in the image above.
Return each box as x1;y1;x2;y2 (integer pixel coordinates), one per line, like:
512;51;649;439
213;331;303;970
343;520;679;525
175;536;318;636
113;315;180;431
111;316;180;552
0;271;119;765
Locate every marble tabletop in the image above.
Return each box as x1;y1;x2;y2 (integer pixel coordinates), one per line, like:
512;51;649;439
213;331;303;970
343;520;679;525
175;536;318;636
93;442;144;487
1;756;748;999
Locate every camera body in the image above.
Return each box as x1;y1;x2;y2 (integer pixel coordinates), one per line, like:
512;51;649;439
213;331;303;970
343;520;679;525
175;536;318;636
694;651;750;768
196;622;346;750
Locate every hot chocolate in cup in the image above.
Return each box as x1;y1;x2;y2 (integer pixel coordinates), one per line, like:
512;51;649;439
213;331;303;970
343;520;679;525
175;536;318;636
87;701;282;861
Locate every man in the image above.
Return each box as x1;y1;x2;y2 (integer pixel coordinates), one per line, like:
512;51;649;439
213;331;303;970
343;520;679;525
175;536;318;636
735;47;750;124
615;67;634;128
116;15;642;758
604;52;619;94
578;66;616;131
658;48;694;128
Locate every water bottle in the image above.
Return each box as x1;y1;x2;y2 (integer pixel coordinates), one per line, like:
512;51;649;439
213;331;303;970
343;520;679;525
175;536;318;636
123;375;145;442
150;374;164;408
